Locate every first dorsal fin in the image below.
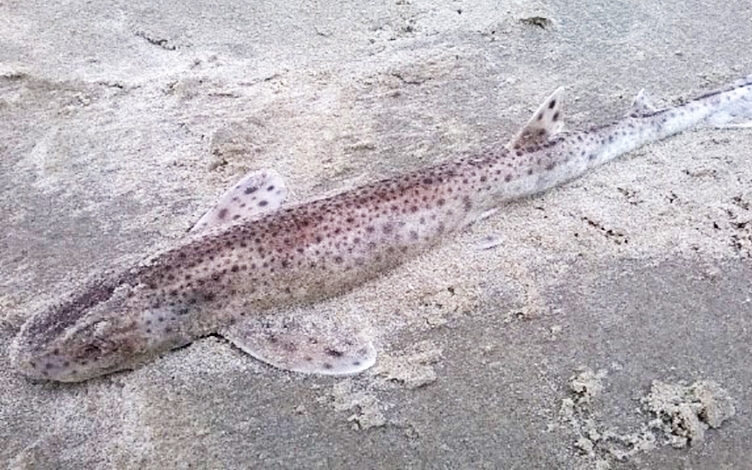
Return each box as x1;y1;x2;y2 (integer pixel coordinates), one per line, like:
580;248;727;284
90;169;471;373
190;169;287;233
507;87;565;151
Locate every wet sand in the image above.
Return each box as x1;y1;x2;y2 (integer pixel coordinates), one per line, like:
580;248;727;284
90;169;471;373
1;1;751;468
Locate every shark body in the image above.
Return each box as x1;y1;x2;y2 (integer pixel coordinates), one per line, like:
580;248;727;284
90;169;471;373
11;75;752;382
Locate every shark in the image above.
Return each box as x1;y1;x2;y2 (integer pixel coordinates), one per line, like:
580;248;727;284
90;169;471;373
10;74;752;382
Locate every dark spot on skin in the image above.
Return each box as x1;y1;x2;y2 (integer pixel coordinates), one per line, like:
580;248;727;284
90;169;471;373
589;154;596;161
333;256;343;264
259;200;268;207
323;363;333;370
325;349;344;357
233;214;241;220
305;356;313;362
546;162;555;171
244;186;257;194
505;174;513;182
267;185;275;191
549;99;556;109
218;208;228;219
537;113;543;121
231;265;239;272
553;112;560;121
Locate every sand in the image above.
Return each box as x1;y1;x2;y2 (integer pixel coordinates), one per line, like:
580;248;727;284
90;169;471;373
1;0;751;468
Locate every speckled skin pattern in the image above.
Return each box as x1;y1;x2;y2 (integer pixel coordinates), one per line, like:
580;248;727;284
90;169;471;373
10;76;752;381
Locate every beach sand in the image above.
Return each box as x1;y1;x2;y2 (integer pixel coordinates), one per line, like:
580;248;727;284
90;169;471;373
1;1;751;468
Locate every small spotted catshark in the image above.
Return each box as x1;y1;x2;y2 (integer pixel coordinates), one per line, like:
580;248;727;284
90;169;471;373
11;74;752;382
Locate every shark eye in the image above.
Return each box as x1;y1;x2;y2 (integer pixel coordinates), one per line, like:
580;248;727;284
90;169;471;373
93;320;112;335
83;344;102;356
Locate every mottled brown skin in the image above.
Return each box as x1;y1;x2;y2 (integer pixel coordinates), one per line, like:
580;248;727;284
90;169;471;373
11;76;752;381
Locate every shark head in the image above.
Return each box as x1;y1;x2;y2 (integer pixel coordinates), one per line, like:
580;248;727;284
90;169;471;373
10;274;187;382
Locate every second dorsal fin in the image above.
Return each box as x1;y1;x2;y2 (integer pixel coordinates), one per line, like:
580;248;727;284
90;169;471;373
627;89;658;117
506;87;565;151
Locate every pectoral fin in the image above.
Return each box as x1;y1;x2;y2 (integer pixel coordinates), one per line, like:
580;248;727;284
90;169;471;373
220;313;377;375
191;169;287;232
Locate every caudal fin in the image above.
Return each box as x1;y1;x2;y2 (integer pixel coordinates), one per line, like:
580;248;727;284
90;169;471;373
705;74;752;128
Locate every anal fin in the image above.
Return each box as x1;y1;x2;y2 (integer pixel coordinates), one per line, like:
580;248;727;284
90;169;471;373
190;169;287;233
220;311;377;375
